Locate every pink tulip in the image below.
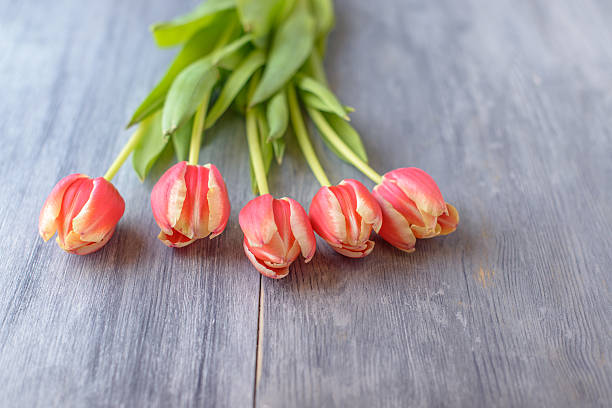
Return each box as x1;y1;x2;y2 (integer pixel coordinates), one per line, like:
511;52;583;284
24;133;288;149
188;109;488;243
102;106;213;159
309;179;382;258
239;194;316;279
39;174;125;255
372;167;459;252
151;161;230;247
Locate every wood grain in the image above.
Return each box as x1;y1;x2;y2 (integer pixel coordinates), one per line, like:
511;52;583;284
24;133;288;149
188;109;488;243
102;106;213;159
0;0;611;407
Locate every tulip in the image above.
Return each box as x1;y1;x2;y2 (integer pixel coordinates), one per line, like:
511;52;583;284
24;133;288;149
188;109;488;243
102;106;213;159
151;161;230;247
309;179;382;258
39;174;125;255
239;194;316;279
372;167;459;252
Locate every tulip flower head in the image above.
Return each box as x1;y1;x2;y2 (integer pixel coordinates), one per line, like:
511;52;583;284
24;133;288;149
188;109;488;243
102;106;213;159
372;167;459;252
151;161;230;247
309;179;382;258
39;174;125;255
239;194;316;279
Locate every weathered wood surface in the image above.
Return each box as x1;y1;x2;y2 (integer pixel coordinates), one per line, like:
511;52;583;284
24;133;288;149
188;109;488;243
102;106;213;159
0;0;611;407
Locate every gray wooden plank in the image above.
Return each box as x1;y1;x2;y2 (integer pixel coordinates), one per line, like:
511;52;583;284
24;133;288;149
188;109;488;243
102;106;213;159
0;0;258;407
255;0;612;407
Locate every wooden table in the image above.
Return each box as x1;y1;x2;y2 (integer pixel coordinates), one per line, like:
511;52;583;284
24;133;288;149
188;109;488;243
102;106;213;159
1;0;610;406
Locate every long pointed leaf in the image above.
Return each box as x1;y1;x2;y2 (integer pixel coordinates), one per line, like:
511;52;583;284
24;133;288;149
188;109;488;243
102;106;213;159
309;0;334;55
266;89;288;140
151;0;236;47
172;115;194;161
309;108;368;164
250;1;314;105
127;14;233;127
272;138;286;164
205;49;265;128
162;35;253;135
162;63;219;136
297;74;348;119
132;111;165;181
236;0;283;46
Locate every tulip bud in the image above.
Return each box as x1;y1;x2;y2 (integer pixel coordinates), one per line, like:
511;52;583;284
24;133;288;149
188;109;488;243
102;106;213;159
39;174;125;255
372;167;459;252
309;179;382;258
239;194;316;279
151;161;230;247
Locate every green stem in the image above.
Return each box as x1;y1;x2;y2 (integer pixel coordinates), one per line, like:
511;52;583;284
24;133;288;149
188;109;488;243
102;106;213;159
103;127;144;181
307;107;383;184
246;71;270;195
246;109;269;195
288;85;331;187
189;96;209;165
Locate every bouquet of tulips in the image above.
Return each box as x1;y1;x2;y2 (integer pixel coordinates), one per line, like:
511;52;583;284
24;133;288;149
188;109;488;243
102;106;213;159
39;0;459;278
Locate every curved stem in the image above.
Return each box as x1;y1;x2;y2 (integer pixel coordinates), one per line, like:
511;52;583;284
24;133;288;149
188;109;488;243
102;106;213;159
288;85;331;187
307;108;383;184
189;96;209;165
246;109;269;195
103;127;144;181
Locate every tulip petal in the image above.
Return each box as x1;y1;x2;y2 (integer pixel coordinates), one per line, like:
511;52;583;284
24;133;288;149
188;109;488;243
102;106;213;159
375;180;426;228
247;231;287;265
331;184;361;246
438;202;459;235
206;164;230;239
60;231;86;252
56;177;95;248
342;179;383;233
174;164;209;239
284;197;316;262
386;167;446;220
309;186;346;246
158;229;197;248
72;178;125;243
374;189;416;253
411;223;442;239
243;239;289;279
273;198;293;255
39;174;88;242
335;240;375;258
239;194;278;247
71;228;116;255
151;161;187;235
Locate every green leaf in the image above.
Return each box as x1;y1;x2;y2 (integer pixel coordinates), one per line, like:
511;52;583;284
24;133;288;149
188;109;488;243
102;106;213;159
321;112;368;163
206;49;265;128
162;60;219;136
132;111;166;181
302;49;327;85
151;0;236;47
296;74;348;119
236;0;284;46
266;90;288;140
127;15;232;127
172;115;194;161
276;0;297;21
309;0;334;55
217;44;249;71
162;35;253;135
250;107;274;194
232;82;249;114
271;138;286;164
250;1;315;105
